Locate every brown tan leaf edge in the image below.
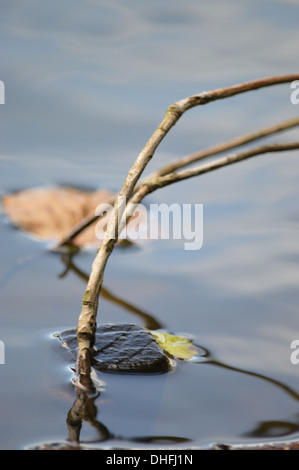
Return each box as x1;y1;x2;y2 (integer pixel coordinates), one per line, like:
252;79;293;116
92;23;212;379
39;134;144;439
1;185;117;248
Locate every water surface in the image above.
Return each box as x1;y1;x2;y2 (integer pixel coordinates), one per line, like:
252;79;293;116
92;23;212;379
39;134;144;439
0;0;299;450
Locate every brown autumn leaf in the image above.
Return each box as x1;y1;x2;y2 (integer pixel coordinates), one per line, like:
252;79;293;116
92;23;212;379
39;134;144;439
1;186;116;248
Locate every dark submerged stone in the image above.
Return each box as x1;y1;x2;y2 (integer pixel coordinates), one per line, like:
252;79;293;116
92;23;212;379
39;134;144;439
57;323;171;374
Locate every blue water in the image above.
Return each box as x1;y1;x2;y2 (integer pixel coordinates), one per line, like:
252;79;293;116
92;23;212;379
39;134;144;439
0;0;299;450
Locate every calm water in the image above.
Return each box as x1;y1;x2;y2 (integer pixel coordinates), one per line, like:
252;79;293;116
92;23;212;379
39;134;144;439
0;0;299;450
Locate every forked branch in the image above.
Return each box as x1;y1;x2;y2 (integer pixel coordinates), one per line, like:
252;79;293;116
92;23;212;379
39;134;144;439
75;74;299;385
58;117;299;248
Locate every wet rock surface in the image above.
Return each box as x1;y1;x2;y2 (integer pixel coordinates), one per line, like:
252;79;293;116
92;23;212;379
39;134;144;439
56;323;171;374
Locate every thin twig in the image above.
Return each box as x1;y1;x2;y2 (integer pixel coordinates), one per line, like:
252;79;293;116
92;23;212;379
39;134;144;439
57;116;299;248
128;142;299;208
139;116;299;179
75;74;299;385
57;196;115;247
61;76;299;250
60;253;163;330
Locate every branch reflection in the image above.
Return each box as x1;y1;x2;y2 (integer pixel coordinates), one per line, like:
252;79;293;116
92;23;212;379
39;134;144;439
58;250;299;447
58;249;163;330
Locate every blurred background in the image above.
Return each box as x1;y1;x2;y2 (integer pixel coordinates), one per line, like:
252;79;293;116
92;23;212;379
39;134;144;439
0;0;299;450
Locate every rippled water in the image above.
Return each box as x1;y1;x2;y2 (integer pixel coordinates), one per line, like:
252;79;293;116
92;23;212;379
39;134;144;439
0;0;299;450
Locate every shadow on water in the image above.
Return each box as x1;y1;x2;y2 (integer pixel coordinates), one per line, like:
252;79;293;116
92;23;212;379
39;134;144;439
36;249;299;449
59;343;299;449
65;387;191;448
58;248;164;331
63;364;299;449
2;243;299;448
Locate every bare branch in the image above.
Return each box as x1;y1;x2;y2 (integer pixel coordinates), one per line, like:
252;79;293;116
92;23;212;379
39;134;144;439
142;116;299;178
176;74;299;111
75;74;299;385
57;116;299;248
57;196;115;247
129;142;299;205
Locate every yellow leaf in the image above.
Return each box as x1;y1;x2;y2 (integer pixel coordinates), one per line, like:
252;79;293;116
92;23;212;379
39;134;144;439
151;331;197;360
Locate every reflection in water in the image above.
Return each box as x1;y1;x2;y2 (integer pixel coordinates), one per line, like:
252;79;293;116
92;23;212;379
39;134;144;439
64;336;299;447
206;359;299;439
246;420;299;439
66;388;191;447
58;250;299;446
58;248;163;330
67;388;111;444
2;246;299;446
59;250;189;445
